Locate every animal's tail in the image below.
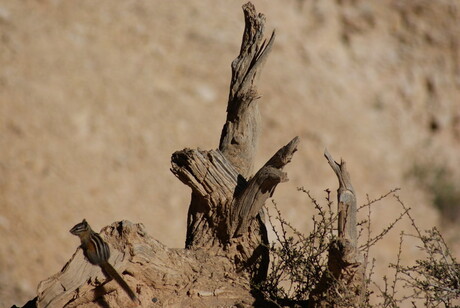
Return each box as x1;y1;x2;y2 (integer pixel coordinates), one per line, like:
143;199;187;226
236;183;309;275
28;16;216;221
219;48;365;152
100;261;139;304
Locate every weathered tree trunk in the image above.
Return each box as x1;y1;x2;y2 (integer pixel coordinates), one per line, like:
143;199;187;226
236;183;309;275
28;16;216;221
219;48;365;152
309;150;364;307
219;3;275;179
29;3;298;307
35;221;255;308
171;2;297;282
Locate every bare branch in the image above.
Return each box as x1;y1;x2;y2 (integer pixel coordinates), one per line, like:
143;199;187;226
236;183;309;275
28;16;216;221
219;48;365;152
219;2;276;178
324;149;357;247
231;137;299;237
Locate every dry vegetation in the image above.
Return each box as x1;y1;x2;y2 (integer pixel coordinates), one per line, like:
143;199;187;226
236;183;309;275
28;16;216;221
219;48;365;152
259;189;459;307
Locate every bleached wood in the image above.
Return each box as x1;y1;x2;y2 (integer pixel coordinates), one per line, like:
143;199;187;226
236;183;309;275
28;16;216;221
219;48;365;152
309;150;364;307
232;137;299;237
324;149;357;248
36;221;254;308
219;2;275;178
169;5;297;276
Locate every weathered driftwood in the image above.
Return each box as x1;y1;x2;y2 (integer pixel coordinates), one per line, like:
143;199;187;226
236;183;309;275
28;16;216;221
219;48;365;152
219;2;275;178
28;2;298;307
309;150;364;307
171;136;298;282
171;1;297;282
324;149;357;250
231;137;298;237
171;136;298;246
35;221;254;308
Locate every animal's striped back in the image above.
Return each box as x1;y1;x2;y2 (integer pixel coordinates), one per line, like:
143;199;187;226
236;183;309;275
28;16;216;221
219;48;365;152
89;232;110;263
69;219;136;302
70;219;110;264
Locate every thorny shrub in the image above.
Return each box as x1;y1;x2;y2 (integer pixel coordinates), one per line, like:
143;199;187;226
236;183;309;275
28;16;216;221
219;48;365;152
257;188;459;307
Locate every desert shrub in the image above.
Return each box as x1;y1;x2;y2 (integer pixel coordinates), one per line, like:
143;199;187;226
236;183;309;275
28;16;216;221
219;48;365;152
376;197;460;307
258;189;336;306
257;188;460;307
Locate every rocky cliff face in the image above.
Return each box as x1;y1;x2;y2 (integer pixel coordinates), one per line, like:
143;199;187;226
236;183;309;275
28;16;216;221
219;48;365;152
1;0;459;306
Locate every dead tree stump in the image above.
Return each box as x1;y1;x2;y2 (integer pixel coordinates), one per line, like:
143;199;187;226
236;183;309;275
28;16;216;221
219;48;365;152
171;2;298;282
308;150;364;307
30;3;298;307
